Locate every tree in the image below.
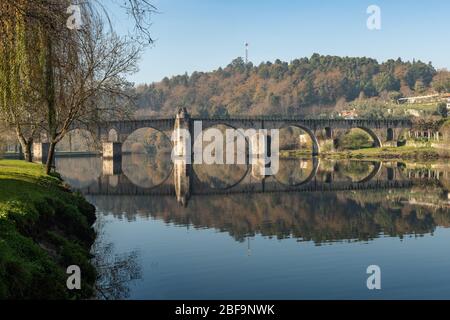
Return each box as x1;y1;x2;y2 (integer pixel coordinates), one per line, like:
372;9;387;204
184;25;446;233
42;15;143;174
228;57;246;73
414;79;426;94
405;61;436;89
0;0;156;173
432;70;450;93
388;91;403;102
437;103;448;118
0;1;47;161
373;72;400;93
131;54;439;119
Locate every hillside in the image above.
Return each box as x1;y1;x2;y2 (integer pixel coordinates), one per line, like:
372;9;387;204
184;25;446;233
133;54;450;118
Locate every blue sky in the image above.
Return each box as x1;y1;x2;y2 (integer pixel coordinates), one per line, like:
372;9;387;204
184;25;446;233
109;0;450;84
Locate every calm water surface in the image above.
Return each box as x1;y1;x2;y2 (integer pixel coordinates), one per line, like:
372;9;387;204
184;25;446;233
56;155;450;300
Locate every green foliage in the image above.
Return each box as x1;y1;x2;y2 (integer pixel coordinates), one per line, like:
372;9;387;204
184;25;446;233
388;91;403;101
133;54;439;117
432;70;450;93
373;72;400;93
338;130;373;150
437;102;448;118
405;61;436;89
0;160;96;299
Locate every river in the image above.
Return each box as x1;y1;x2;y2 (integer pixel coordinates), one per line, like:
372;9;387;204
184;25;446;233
55;155;450;300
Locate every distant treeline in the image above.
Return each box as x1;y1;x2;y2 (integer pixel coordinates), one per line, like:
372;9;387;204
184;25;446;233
133;54;450;117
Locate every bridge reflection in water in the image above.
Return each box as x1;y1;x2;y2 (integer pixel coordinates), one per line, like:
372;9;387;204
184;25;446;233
56;155;449;207
55;155;450;245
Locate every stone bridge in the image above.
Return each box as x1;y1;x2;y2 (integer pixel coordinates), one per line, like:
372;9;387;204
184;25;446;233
32;109;412;162
195;117;412;155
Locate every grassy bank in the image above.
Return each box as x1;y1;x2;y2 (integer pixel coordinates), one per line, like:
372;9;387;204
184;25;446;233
0;160;96;299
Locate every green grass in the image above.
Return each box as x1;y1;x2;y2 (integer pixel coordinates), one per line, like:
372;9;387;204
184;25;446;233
395;102;439;111
0;160;96;299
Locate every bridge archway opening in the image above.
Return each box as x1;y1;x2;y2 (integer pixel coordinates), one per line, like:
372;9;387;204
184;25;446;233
193;124;249;190
122;127;172;155
108;128;119;143
324;127;333;139
336;128;380;150
396;128;410;147
121;128;173;189
279;125;320;156
387;128;394;141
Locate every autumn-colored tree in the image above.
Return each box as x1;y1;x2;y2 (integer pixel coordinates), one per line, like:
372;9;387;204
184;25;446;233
432;70;450;93
133;54;439;118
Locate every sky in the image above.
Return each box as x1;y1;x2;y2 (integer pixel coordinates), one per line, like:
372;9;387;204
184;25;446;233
108;0;450;85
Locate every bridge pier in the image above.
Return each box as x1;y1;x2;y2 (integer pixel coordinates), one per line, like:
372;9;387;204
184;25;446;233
173;108;192;206
102;142;122;176
102;142;122;159
173;107;191;162
250;131;280;179
32;143;50;164
102;158;122;176
174;159;190;207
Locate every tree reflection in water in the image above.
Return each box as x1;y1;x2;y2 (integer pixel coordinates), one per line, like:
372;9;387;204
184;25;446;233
91;217;142;300
58;157;450;245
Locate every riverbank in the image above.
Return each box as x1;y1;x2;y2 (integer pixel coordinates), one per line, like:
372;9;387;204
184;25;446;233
0;160;96;299
281;146;449;161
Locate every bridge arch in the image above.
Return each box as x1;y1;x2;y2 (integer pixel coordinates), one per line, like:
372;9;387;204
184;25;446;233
357;161;383;183
121;127;173;154
191;164;251;191
273;157;320;187
194;122;253;165
191;123;250;190
122;161;174;190
108;128;119;142
356;127;382;148
279;124;320;156
119;125;173;147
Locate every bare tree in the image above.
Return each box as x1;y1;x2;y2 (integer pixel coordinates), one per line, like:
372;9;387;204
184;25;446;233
44;15;142;173
1;0;156;171
40;1;156;174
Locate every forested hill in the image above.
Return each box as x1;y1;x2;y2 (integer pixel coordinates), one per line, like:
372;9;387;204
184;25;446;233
133;53;446;118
